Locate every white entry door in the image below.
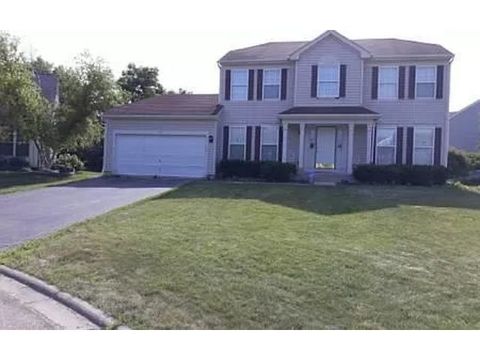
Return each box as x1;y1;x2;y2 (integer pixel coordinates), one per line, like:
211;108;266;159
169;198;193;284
115;134;207;178
315;127;336;169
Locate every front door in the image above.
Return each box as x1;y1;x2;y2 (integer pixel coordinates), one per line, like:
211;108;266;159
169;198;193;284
315;127;336;169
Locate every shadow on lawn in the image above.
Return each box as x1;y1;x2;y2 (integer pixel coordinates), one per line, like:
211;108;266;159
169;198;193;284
159;181;480;216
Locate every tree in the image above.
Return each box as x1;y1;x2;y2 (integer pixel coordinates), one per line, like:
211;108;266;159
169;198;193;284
117;63;165;102
166;88;192;95
30;56;54;74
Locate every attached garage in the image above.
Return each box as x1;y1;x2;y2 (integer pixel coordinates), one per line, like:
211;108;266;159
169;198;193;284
103;95;221;178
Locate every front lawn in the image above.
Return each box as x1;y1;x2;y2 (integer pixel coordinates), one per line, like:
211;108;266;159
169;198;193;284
0;171;99;195
1;182;480;329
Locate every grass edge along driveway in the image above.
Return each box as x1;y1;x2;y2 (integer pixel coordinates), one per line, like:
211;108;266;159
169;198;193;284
1;181;480;329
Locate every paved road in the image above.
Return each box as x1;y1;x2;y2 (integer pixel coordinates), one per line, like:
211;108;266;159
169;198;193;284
0;275;98;329
0;176;187;249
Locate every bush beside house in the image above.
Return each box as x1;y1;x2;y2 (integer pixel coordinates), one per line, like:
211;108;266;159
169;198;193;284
217;160;297;183
353;164;448;186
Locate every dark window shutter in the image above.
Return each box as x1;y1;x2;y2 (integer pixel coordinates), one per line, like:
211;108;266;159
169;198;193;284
434;127;442;165
248;70;255;101
339;64;347;98
396;127;404;164
224;70;231;101
311;65;318;98
398;66;406;99
246;126;252;160
408;66;416;99
372;126;377;164
278;126;283;162
222;126;229;159
256;70;263;100
281;68;288;100
371;66;378;100
406;127;414;165
436;65;444;99
254;126;261;161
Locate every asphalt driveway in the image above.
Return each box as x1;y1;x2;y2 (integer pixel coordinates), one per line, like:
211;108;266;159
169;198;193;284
0;176;188;249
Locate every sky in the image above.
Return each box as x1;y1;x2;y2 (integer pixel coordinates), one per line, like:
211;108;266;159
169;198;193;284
1;0;479;111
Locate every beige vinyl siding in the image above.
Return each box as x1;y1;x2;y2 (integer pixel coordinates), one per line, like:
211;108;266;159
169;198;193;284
294;35;363;106
103;118;217;175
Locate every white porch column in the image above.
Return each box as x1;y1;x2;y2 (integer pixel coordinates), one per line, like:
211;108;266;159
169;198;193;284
366;123;373;164
347;123;355;174
298;123;305;169
282;123;288;163
12;130;17;157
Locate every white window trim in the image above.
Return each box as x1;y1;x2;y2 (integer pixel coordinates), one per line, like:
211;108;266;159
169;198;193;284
415;65;437;99
230;69;249;101
262;68;281;101
413;126;435;165
260;125;279;161
378;66;398;100
317;64;340;98
375;126;397;164
228;125;247;160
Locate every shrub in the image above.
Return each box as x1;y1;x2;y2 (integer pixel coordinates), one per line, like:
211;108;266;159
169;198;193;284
353;164;448;186
55;153;84;171
217;160;297;182
75;141;103;172
0;156;30;171
466;152;480;170
448;149;470;176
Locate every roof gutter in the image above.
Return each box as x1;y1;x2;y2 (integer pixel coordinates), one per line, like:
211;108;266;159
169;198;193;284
103;114;221;121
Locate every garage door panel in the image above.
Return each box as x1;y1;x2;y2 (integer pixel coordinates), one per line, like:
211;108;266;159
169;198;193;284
115;134;207;178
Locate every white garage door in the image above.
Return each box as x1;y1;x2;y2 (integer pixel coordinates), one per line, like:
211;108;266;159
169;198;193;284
115;134;207;178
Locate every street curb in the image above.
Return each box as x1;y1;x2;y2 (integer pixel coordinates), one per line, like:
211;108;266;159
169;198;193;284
0;265;128;330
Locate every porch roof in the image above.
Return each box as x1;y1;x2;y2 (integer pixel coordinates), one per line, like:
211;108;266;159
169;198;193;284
279;106;378;115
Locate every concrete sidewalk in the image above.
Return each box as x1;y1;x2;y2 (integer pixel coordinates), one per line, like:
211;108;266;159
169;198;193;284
0;275;98;330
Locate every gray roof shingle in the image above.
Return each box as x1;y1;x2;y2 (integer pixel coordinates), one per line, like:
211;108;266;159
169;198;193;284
105;94;222;117
280;106;378;115
34;73;59;103
219;38;453;63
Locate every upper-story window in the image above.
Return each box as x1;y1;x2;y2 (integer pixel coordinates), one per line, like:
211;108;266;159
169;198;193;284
378;67;398;99
416;66;436;98
263;69;281;100
318;65;339;97
231;69;248;101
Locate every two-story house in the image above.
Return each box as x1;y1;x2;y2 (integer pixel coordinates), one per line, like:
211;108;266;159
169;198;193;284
103;30;454;178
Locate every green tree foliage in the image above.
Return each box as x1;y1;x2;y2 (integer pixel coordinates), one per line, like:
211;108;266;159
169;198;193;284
29;56;54;74
117;63;165;102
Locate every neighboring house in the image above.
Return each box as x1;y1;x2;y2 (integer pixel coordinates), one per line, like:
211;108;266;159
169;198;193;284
103;30;454;178
449;100;480;152
0;73;59;167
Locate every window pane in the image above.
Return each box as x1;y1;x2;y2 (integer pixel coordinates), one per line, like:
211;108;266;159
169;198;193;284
415;128;434;147
264;69;280;84
264;85;280;99
262;127;277;144
417;67;435;82
377;128;396;147
379;84;397;99
231;86;247;100
319;82;339;97
261;145;277;161
377;147;395;165
231;70;248;85
229;145;245;160
416;83;435;98
415;148;433;165
230;127;245;144
379;67;397;82
319;66;338;81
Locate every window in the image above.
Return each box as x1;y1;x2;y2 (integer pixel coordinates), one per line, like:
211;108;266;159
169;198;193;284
229;126;246;160
263;69;281;100
318;65;339;97
376;127;396;164
414;127;434;165
378;67;398;99
416;66;436;98
231;69;248;101
261;126;278;161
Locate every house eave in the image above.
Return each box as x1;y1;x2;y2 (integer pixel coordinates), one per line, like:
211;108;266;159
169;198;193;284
278;113;380;121
103;114;220;121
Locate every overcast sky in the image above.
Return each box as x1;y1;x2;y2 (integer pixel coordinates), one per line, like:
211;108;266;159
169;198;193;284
2;0;478;111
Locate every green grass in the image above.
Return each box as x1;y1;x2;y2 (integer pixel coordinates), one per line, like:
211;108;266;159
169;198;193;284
0;171;99;195
1;182;480;329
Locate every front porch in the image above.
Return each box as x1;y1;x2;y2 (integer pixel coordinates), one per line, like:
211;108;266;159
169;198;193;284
279;107;379;175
